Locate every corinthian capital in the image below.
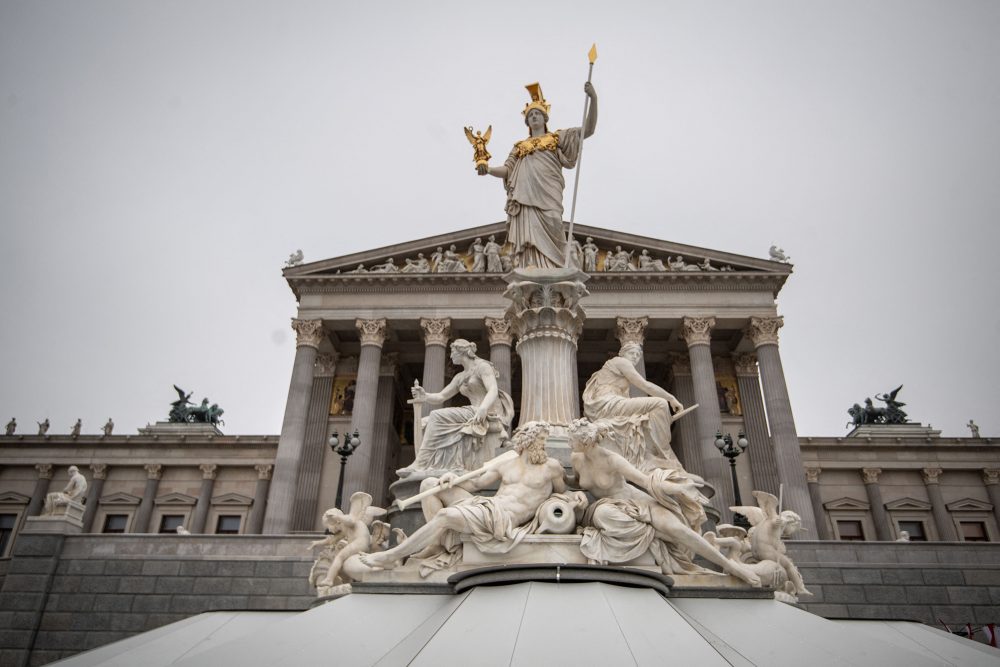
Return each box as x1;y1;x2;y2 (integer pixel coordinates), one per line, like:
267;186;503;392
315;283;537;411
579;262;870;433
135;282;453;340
356;318;388;347
804;467;822;483
746;316;784;348
419;318;451;347
861;467;881;484
199;464;218;480
144;464;163;480
314;353;338;378
681;316;716;347
291;319;325;349
255;464;273;480
983;469;1000;486
732;353;758;376
484;316;513;346
615;316;649;347
35;464;53;480
90;463;108;480
921;467;943;485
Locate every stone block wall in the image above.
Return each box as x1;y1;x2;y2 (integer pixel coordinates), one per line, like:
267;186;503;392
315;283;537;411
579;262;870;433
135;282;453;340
0;534;315;666
788;541;1000;627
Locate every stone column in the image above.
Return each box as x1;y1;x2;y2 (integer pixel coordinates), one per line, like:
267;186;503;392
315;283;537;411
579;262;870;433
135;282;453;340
292;353;337;531
80;464;107;532
682;317;729;512
25;464;53;518
505;268;588;426
420;318;451;412
485;316;514;394
984;469;1000;530
922;467;958;541
263;318;324;534
367;356;399;506
616;316;649;397
861;468;892;541
745;316;817;536
133;464;162;533
341;318;387;504
189;464;217;534
733;353;780;496
247;464;273;534
804;467;833;540
668;354;704;478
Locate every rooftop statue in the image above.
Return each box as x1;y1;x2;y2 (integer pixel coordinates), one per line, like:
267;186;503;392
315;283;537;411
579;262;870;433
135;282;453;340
397;340;514;477
169;385;225;425
37;418;49;435
102;418;114;436
285;249;304;268
5;418;15;436
847;384;909;428
483;235;504;273
769;245;790;263
968;419;980;438
476;80;598;270
70;419;82;437
400;253;430;273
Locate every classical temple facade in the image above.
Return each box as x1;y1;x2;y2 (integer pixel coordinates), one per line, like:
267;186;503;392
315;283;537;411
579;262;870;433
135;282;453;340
0;222;996;549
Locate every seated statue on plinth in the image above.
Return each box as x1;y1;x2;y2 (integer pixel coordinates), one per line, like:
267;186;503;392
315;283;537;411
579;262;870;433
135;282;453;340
582;342;686;472
397;339;514;478
43;465;88;515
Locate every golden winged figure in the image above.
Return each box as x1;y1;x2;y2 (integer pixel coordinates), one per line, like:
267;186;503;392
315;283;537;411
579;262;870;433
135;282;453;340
464;125;492;169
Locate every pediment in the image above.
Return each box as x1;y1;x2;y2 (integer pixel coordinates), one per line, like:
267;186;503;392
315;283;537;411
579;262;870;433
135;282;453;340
824;497;870;511
211;492;253;506
884;497;932;511
946;498;994;512
100;492;141;506
284;222;791;298
154;492;197;506
0;491;31;504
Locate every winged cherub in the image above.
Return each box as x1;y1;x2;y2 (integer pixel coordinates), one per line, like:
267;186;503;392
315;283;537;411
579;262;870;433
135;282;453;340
731;490;811;596
308;492;389;596
464;125;492;170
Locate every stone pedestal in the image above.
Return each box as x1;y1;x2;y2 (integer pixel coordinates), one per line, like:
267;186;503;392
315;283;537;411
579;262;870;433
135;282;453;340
138;422;223;436
25;500;85;534
504;268;589;426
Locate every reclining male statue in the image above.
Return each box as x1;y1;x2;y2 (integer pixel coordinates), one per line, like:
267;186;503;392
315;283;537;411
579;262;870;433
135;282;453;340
360;421;562;570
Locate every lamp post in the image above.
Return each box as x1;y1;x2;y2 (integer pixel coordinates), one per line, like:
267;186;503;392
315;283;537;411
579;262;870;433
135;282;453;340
715;429;750;529
330;429;362;510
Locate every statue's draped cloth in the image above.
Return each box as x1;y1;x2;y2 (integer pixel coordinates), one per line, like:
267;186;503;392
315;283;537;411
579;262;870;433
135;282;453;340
504;128;582;269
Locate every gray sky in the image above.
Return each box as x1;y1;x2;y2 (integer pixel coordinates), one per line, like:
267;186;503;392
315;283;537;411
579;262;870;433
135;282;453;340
1;1;998;438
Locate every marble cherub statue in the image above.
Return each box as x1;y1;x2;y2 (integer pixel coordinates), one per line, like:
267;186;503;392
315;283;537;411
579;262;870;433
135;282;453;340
42;465;88;515
309;491;390;596
730;490;810;597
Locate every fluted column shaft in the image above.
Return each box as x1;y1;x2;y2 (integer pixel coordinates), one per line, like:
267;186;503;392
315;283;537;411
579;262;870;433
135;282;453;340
133;464;162;533
804;467;833;540
923;468;958;541
733;354;780;496
341;319;387;507
984;470;1000;530
420;318;450;413
247;465;273;535
485;317;513;395
291;354;336;531
747;316;817;536
190;464;217;534
81;464;107;532
367;365;398;506
669;356;704;477
682;317;729;513
264;318;324;534
861;468;893;541
26;464;52;518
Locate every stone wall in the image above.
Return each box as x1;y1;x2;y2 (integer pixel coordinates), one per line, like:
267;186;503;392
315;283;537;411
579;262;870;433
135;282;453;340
0;534;314;666
788;541;1000;626
0;535;998;665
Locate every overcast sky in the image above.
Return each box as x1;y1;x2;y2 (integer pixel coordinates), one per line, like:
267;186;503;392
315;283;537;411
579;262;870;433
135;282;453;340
1;1;997;439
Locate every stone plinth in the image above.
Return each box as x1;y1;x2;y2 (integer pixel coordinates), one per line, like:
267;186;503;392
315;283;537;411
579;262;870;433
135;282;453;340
139;421;223;436
23;500;85;534
504;267;589;426
846;424;942;439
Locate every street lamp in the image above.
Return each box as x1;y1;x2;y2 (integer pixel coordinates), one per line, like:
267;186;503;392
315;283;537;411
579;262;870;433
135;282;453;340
715;429;750;529
330;429;362;510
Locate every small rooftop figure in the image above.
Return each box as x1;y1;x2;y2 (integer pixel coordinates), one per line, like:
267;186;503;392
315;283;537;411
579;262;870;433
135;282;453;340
967;420;980;438
102;418;115;437
70;419;82;438
176;525;191;535
285;249;304;268
769;245;790;263
4;418;15;436
896;530;910;542
37;418;50;435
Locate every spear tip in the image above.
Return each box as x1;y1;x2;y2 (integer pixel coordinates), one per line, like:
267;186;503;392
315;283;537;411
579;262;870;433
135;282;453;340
588;43;598;64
